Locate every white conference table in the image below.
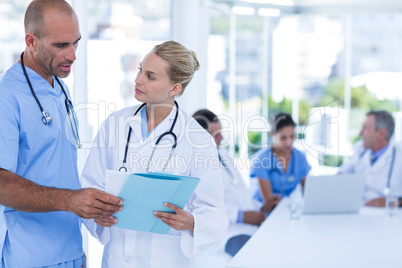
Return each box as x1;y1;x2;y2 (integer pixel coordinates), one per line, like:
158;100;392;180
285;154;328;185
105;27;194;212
227;198;402;268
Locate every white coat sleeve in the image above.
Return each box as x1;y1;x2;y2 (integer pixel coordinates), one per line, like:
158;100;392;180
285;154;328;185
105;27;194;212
224;204;240;224
338;140;365;174
180;144;229;258
80;120;111;245
221;165;241;224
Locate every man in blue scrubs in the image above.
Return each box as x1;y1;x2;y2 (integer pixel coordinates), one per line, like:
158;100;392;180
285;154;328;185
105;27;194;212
0;1;123;267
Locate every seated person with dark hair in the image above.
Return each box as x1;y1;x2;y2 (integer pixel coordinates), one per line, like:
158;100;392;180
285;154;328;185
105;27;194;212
250;112;311;203
193;109;279;257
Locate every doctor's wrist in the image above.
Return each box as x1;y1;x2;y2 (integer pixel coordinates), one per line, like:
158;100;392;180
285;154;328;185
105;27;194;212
55;188;74;212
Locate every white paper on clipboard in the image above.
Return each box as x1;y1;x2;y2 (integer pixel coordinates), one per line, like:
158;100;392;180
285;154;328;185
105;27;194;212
105;169;130;196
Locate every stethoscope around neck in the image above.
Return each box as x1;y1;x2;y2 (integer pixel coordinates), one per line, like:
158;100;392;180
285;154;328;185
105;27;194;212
20;52;82;148
359;146;396;196
119;101;179;172
270;147;295;181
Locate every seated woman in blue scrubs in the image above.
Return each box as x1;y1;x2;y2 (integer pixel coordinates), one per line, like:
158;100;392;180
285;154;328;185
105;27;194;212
250;112;311;202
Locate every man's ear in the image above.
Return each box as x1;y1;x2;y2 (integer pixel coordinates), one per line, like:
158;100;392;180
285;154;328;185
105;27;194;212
169;83;182;97
379;128;387;141
25;33;38;53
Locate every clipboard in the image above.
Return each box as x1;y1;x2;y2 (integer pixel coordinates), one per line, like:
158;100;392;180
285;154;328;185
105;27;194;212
105;170;200;234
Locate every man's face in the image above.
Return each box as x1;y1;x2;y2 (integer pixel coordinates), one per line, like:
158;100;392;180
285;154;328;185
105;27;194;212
360;115;380;149
34;8;81;79
210;121;223;147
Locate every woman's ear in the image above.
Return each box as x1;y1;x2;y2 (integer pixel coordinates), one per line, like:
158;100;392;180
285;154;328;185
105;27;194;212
169;83;182;97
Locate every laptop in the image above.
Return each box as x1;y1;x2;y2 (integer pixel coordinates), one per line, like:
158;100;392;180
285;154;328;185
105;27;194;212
302;174;365;214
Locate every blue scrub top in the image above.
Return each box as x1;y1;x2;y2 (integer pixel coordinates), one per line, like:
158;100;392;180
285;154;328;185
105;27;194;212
250;147;311;201
0;63;82;267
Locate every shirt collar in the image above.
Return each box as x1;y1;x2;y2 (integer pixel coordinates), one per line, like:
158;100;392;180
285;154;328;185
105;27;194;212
14;62;62;97
139;103;177;141
371;143;389;159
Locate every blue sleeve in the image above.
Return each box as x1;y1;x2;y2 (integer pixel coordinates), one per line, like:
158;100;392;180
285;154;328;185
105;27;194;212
0;92;19;173
300;151;311;177
237;211;244;223
250;148;271;181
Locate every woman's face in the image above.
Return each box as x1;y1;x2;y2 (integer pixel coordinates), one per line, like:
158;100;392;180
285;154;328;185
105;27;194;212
272;126;296;154
134;52;176;104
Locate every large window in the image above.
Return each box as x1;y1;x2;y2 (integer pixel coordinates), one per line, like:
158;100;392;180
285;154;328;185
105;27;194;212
0;1;31;74
85;0;171;140
207;5;402;175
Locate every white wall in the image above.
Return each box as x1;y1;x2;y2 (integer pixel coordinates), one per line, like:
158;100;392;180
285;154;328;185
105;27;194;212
171;0;210;115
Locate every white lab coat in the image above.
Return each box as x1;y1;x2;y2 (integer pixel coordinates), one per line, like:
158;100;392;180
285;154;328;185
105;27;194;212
81;104;228;268
338;140;402;202
216;148;260;252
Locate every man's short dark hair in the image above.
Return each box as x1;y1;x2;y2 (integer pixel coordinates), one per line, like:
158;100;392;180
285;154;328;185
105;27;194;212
24;0;74;38
192;109;219;131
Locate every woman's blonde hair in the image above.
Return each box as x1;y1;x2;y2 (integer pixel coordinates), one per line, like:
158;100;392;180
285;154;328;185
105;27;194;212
152;41;200;96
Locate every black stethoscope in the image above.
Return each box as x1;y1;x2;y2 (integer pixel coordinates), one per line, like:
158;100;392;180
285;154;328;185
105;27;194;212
119;101;179;172
20;52;82;148
359;146;396;195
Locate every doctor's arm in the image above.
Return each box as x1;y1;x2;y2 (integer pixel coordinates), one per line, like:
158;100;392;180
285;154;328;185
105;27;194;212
0;168;123;218
364;198;386;207
258;177;277;203
301;177;306;188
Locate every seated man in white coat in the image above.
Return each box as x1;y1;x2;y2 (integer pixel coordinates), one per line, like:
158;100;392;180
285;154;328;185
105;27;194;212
193;109;280;256
339;110;402;207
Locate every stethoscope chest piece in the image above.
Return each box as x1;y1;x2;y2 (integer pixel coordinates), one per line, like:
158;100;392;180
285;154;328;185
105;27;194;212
42;112;53;125
119;166;128;173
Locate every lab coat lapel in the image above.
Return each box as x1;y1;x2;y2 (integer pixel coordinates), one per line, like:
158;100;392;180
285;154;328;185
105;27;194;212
126;106;144;147
364;144;394;199
371;144;393;172
136;105;178;173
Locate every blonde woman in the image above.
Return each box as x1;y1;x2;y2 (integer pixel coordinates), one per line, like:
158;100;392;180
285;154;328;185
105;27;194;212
81;41;228;267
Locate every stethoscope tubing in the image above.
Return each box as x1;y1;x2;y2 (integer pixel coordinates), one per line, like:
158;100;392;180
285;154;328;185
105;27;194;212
119;101;179;172
20;51;71;125
359;146;396;195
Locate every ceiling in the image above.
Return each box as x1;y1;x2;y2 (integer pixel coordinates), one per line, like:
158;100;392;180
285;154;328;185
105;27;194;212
212;0;402;14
